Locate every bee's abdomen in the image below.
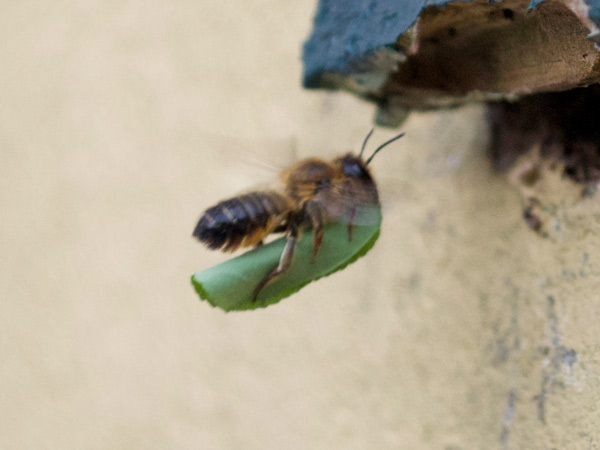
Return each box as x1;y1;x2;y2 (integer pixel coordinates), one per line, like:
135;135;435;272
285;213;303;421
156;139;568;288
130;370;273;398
193;192;290;252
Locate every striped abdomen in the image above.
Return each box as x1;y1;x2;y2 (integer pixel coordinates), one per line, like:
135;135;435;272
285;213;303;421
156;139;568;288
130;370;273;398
193;191;292;252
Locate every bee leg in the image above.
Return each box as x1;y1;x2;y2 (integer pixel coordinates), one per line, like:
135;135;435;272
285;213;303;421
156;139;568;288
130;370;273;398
304;201;325;263
347;207;357;242
252;226;298;302
255;240;264;248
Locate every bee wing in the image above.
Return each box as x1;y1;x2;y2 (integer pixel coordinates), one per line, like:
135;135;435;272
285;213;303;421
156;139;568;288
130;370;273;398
191;132;299;217
199;131;297;179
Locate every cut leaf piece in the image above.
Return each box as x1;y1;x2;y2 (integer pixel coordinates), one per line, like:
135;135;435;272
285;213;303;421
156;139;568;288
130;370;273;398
191;204;382;311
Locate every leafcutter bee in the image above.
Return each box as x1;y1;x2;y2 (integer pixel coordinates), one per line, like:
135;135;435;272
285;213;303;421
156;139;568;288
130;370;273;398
193;130;404;301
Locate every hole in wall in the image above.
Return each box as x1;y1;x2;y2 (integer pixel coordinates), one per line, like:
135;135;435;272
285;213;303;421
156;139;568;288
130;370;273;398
488;84;600;184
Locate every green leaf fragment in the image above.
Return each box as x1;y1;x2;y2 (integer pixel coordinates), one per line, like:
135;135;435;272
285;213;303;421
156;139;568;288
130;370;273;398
191;205;382;311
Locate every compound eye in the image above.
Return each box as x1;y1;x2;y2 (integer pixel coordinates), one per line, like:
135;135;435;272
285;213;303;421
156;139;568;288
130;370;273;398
343;161;364;177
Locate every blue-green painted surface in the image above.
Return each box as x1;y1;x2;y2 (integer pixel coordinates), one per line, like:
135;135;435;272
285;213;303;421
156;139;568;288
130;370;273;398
587;1;600;27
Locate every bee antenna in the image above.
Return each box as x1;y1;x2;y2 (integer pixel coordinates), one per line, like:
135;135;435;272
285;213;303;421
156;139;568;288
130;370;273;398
359;128;375;159
365;132;405;166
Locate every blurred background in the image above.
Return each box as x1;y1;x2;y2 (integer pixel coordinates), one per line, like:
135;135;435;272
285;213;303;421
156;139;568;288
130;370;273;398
1;1;527;449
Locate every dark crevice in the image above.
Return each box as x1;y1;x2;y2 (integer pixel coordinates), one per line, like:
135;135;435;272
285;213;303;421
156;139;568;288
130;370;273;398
488;85;600;184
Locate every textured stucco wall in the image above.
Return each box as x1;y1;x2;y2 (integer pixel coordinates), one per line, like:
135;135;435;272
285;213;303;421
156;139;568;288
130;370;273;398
2;1;600;449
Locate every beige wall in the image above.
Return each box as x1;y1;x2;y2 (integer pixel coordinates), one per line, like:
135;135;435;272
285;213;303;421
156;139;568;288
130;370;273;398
2;1;599;449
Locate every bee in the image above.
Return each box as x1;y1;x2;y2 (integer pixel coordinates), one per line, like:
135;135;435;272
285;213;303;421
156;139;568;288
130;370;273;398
193;130;404;301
